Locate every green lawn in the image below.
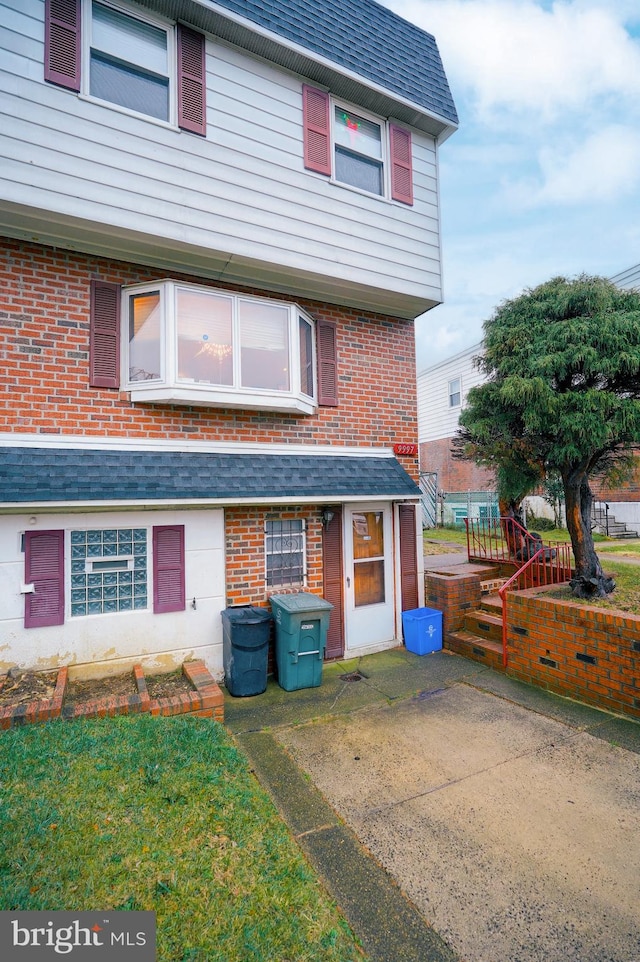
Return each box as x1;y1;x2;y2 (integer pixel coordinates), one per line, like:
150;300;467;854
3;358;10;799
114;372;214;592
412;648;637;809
545;560;640;615
0;715;365;962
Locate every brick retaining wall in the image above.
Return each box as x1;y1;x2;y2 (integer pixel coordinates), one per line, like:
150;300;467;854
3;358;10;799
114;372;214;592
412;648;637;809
506;589;640;720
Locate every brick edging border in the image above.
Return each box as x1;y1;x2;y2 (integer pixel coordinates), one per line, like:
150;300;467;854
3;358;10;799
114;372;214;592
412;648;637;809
0;661;224;730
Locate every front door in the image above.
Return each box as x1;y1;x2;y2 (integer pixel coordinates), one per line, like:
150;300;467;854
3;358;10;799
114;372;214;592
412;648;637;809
345;503;395;650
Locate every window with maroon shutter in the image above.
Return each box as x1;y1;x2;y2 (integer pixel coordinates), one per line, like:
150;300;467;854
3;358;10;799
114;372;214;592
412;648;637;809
399;504;419;611
24;530;65;628
153;525;185;613
389;124;414;206
90;280;121;388
322;508;344;659
177;25;206;136
317;320;338;406
45;0;81;91
303;85;331;176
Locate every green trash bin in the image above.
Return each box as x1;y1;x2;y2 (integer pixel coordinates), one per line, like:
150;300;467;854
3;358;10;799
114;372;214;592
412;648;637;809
269;592;334;691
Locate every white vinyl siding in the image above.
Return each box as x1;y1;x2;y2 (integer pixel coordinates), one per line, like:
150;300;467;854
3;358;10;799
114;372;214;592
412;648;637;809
417;344;486;443
0;0;443;317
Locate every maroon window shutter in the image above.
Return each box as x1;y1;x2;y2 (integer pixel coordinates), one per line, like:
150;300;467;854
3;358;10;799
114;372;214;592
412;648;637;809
317;320;338;406
322;508;344;659
44;0;81;91
90;280;120;388
25;530;65;628
399;504;419;611
177;25;206;136
302;85;331;176
389;124;414;206
153;525;185;613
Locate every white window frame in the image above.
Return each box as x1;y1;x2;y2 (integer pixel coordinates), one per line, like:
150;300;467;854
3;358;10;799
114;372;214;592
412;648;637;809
81;0;177;127
330;98;390;199
265;519;307;588
448;377;461;408
122;280;318;415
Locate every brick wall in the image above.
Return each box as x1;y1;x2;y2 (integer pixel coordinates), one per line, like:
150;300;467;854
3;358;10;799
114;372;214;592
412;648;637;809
507;589;640;719
420;436;494;491
0;238;418;480
225;505;324;607
591;457;640;503
425;569;481;636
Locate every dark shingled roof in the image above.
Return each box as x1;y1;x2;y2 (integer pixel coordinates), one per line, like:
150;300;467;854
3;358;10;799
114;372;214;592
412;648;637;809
1;448;420;504
213;0;458;124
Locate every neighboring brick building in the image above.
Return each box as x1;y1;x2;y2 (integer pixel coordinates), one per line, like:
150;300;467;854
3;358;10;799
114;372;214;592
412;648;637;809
417;343;496;525
0;0;457;678
419;265;640;533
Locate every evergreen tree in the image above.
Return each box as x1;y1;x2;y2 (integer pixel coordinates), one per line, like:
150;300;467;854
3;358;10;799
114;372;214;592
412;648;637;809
456;275;640;598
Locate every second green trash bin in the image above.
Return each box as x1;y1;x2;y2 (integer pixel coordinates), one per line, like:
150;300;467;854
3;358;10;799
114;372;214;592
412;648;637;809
269;592;333;691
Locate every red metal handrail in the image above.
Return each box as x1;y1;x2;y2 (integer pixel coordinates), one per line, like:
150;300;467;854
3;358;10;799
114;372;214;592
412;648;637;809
465;517;573;667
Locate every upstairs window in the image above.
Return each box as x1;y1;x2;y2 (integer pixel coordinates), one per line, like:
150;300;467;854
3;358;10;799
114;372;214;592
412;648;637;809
44;0;206;134
448;377;461;408
123;281;319;414
89;1;171;122
303;86;414;205
334;106;384;196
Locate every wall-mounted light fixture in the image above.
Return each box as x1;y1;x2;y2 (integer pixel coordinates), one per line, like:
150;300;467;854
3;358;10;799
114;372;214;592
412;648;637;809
321;507;335;529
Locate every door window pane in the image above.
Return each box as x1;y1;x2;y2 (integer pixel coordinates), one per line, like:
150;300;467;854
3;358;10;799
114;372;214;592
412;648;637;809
354;560;385;607
176;288;233;385
129;291;162;381
352;511;385;606
239;300;290;391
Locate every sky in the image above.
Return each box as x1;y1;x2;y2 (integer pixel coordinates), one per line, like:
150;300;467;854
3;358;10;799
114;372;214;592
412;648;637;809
382;0;640;372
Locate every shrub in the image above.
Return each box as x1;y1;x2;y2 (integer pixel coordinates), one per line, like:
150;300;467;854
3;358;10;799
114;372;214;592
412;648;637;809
526;516;556;531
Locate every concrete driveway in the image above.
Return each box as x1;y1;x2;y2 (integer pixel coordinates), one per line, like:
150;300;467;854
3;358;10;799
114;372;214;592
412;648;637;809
226;650;640;962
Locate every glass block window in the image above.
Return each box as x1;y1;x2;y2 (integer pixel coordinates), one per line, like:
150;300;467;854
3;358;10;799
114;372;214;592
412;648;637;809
265;520;306;587
70;528;148;617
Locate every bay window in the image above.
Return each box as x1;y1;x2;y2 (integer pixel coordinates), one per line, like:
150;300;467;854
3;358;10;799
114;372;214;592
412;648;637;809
124;281;318;413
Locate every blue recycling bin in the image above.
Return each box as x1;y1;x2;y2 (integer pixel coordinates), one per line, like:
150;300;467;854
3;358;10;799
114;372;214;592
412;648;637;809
402;607;442;655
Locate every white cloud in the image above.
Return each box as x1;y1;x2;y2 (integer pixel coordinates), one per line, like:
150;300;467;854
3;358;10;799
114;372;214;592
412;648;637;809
508;125;640;206
388;0;640;122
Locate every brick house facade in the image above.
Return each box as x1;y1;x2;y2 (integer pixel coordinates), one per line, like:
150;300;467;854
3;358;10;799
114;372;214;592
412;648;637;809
0;0;457;679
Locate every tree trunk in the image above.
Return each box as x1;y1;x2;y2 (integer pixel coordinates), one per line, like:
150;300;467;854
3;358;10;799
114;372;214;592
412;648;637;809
499;497;526;557
563;472;615;598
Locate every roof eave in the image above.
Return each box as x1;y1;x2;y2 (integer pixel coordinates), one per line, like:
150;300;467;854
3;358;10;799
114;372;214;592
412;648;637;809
136;0;458;137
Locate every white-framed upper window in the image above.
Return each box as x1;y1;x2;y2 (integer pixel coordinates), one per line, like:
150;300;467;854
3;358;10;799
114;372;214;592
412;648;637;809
448;377;461;408
123;280;318;414
85;0;174;123
302;86;413;205
333;102;385;197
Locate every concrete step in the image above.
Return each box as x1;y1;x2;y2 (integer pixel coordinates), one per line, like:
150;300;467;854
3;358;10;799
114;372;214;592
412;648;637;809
479;593;503;615
463;609;503;643
446;629;504;672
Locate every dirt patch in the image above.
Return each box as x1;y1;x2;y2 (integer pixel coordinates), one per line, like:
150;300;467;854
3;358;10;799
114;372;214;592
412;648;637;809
64;672;138;705
423;541;466;556
145;670;194;700
0;671;59;707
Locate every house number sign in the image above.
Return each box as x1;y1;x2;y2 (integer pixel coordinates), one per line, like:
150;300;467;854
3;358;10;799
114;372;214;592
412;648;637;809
393;443;418;456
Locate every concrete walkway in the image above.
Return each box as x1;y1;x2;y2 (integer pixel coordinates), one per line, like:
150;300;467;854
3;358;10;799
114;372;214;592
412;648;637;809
225;649;640;962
